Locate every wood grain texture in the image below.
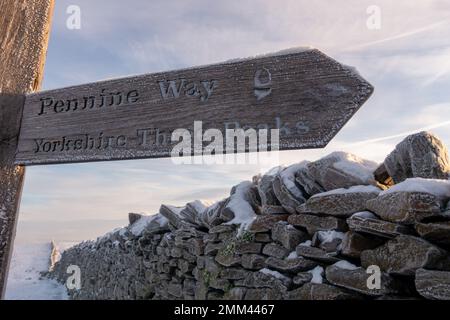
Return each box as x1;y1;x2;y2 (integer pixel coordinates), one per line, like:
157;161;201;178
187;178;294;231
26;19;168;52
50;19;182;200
16;49;374;165
0;0;54;298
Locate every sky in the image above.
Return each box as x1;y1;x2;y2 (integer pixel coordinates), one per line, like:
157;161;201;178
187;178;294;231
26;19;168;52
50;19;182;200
14;0;450;244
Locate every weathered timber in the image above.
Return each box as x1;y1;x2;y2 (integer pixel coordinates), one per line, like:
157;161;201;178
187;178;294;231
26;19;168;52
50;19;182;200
0;0;54;298
16;48;373;165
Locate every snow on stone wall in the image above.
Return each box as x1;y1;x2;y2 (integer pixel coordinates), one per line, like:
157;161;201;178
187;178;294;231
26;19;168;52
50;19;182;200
50;131;450;300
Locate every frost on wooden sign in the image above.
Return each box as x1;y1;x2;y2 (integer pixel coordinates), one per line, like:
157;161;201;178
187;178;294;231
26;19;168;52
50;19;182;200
15;48;374;165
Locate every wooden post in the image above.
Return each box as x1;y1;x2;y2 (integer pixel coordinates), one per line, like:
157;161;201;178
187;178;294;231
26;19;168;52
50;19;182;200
0;0;54;298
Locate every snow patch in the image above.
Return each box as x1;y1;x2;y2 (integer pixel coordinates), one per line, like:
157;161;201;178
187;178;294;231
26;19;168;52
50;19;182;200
189;200;211;215
279;161;309;199
325;152;378;182
351;211;378;219
309;266;324;284
224;181;257;235
264;166;282;177
259;268;288;280
299;240;312;247
5;243;69;300
130;214;168;236
333;260;359;271
316;230;345;244
381;178;450;199
286;251;298;260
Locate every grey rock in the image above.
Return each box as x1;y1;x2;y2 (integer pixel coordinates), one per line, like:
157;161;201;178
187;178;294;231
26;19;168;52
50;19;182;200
199;199;228;228
219;268;250;280
204;242;224;256
272;166;307;214
209;224;236;234
244;288;282;300
249;214;289;233
347;212;413;238
265;256;318;274
262;243;290;259
311;230;345;252
128;212;143;225
224;287;247;300
222;181;260;221
167;282;183;298
299;187;380;217
234;242;262;254
415;221;450;246
361;235;450;276
241;254;267;270
255;171;281;207
325;263;403;296
292;272;313;286
207;291;224;300
140;213;170;235
215;250;241;268
295;245;340;263
366;191;446;225
286;283;361;300
178;237;204;256
415;268;450;300
254;233;272;243
340;231;384;259
236;270;292;290
209;278;232;291
288;213;347;235
382;131;450;183
261;205;287;215
159;204;190;229
295;152;378;195
203;256;221;277
271;221;308;250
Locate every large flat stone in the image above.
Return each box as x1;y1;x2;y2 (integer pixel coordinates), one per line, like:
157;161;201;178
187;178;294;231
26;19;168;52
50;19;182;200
295;244;340;263
236;269;292;291
311;230;345;253
244;288;283;300
325;263;403;296
271;221;308;250
263;243;290;259
340;231;384;259
286;283;361;300
255;171;281;207
295;152;379;196
298;186;380;218
241;254;267;270
249;214;289;233
361;235;450;276
415;221;450;246
272;166;307;214
382;131;450;183
265;256;318;274
288;213;347;235
347;211;413;238
415;268;450;300
366;191;445;225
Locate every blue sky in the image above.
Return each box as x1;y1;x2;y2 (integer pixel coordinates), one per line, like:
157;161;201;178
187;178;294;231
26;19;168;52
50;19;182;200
14;0;450;243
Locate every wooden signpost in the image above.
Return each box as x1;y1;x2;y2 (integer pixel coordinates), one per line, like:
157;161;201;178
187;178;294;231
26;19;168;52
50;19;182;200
0;0;54;298
0;0;374;298
16;49;373;165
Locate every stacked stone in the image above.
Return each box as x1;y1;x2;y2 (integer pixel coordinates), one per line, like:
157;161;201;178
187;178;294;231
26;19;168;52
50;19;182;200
50;131;450;300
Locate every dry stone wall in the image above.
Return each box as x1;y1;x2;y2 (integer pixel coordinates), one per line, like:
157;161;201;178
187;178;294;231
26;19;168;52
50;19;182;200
50;131;450;300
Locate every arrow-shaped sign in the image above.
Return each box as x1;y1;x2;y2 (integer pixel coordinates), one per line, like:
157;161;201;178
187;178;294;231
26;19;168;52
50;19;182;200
15;48;373;165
